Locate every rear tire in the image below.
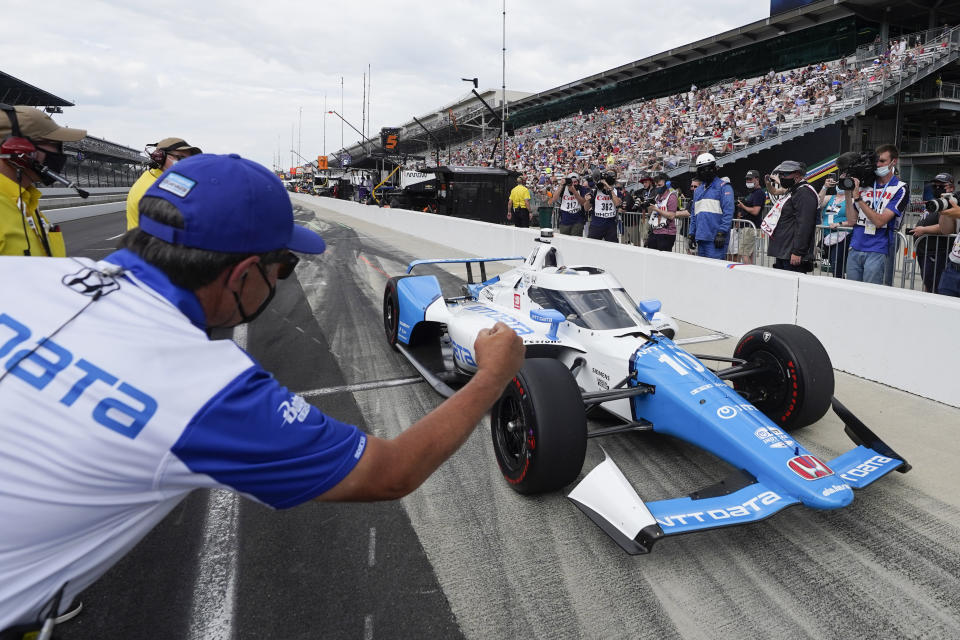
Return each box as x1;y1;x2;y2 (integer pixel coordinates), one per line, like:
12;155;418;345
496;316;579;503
491;359;587;494
383;276;410;350
732;324;834;431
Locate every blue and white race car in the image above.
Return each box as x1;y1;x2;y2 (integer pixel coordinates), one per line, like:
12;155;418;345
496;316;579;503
382;230;909;554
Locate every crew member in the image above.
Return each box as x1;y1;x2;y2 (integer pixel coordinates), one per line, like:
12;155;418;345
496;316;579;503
687;153;734;259
0;105;86;257
0;154;525;630
126;137;202;230
507;175;532;228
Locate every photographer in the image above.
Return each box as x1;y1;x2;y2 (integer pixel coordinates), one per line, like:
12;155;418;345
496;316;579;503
550;172;588;236
586;168;621;242
644;173;682;251
818;174;850;278
735;169;765;264
911;173;954;293
936;180;960;297
687;153;735;259
840;145;907;285
760;160;819;272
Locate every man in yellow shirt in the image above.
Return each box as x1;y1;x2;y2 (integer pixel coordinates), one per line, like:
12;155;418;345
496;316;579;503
126;137;202;229
507;175;532;228
0;105;86;256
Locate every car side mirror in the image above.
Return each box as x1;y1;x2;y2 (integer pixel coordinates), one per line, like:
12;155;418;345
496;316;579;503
636;299;662;322
529;308;565;341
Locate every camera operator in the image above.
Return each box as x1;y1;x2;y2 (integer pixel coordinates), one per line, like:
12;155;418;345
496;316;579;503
687;153;735;259
735;169;765;264
550;172;588;236
936;180;960;297
910;173;954;293
644;173;682;251
841;144;907;284
586;168;621;242
622;173;652;245
760;160;819;272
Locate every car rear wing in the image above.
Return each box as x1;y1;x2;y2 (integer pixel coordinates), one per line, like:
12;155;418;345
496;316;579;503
406;257;524;284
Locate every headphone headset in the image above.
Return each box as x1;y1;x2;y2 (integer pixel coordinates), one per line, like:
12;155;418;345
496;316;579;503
0;103;39;167
147;144;167;169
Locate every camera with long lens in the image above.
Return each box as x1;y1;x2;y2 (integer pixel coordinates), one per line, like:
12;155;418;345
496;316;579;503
925;194;958;213
836;150;878;191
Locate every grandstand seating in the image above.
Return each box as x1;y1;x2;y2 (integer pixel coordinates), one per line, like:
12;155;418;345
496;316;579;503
443;27;959;181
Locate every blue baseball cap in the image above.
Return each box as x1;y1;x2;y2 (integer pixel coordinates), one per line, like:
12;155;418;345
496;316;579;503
139;153;326;254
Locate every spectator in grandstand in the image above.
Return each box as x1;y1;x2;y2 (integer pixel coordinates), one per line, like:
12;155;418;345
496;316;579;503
644;173;680;252
586;168;621;242
0;154;526;630
842;144;907;285
507;175;532;228
762;160;819;273
911;173;955;293
818;174;850;278
734;169;765;264
551;172;588;236
0;105;86;257
126;137;202;230
688;153;734;259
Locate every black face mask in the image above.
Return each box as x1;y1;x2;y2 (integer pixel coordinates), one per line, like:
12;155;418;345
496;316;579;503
779;175;798;189
696;165;717;183
232;263;276;325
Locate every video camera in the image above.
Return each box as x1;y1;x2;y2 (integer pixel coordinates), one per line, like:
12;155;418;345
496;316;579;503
925;194;958;214
591;168;617;192
836;150;878;191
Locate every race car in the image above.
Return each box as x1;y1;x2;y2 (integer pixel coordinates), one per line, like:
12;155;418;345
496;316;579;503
382;229;909;554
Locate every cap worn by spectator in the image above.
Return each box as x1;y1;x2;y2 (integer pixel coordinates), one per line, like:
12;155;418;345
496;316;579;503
932;172;954;184
745;169;761;180
140;153;326;254
0;105;86;142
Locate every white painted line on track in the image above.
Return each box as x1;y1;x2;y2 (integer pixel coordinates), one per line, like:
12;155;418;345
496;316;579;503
106;232;125;240
364;614;374;640
186;324;245;640
368;527;377;567
298;376;423;398
674;332;730;345
187;490;240;640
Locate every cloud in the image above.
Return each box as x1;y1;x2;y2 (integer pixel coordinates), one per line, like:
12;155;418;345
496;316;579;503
1;0;771;168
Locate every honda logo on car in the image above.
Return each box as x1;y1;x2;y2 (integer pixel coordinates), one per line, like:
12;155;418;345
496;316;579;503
656;491;783;528
788;455;834;480
840;455;895;482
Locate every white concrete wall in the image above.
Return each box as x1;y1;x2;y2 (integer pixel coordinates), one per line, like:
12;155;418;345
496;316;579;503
295;195;960;409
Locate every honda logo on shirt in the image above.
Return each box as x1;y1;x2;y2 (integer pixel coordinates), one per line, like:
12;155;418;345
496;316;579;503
788;455;834;480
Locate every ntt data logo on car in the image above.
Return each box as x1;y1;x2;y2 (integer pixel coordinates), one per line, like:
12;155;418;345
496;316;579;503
788;455;834;480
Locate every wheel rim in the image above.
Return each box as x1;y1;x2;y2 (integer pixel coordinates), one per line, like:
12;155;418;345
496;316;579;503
494;395;528;474
735;350;787;410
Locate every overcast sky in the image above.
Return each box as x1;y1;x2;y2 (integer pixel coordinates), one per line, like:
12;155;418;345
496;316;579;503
4;0;771;170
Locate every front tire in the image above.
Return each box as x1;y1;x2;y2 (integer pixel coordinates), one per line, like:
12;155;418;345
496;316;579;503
491;359;587;494
732;324;834;431
383;276;409;350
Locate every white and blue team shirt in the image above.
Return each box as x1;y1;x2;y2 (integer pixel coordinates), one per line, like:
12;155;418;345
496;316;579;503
0;250;366;628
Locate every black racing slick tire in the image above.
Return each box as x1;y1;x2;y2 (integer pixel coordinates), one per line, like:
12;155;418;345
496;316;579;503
491;358;587;494
732;324;834;431
383;275;410;350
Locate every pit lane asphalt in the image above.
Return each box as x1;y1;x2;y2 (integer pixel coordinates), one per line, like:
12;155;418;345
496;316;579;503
55;205;960;639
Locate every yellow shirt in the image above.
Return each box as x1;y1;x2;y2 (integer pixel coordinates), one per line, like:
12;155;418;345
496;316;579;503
509;184;532;209
0;172;54;257
126;168;163;230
